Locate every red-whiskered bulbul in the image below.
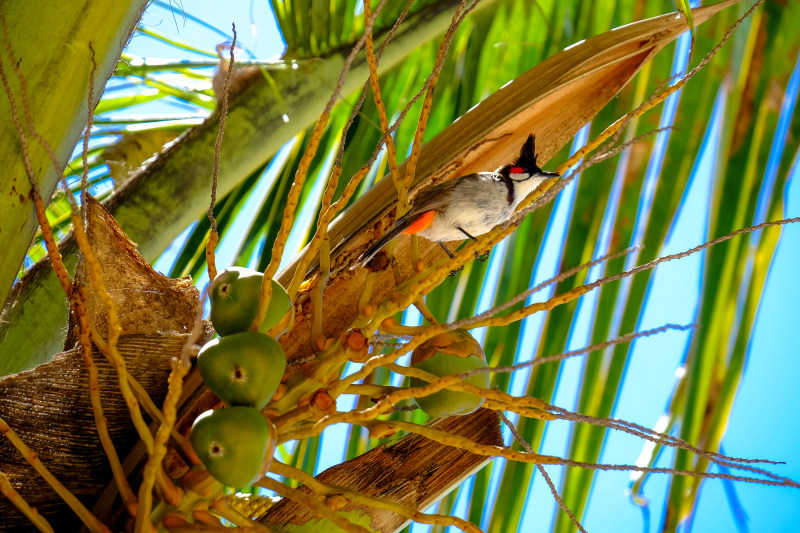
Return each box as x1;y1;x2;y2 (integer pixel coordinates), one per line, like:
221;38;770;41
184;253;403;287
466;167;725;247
358;134;559;266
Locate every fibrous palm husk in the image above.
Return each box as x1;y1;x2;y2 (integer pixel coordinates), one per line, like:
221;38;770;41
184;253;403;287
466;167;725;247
0;197;207;530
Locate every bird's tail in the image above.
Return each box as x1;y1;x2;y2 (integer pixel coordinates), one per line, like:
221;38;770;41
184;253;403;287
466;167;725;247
355;215;412;268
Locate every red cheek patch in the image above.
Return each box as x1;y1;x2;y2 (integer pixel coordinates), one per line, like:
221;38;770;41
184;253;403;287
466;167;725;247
402;210;437;234
510;166;525;174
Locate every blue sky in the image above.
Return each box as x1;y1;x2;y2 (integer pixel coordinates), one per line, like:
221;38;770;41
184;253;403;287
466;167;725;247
124;2;800;531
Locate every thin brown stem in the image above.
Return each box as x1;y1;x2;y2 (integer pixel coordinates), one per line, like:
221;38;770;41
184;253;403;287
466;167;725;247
206;24;237;281
497;411;588;533
256;476;370;533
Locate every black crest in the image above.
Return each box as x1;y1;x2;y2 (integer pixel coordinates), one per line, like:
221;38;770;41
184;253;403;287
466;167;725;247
511;133;541;172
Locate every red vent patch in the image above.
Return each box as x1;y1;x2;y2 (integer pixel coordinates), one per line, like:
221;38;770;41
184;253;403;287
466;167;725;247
402;210;437;235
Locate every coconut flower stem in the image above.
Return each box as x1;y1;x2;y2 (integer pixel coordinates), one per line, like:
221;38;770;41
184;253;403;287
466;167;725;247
270;459;482;533
0;471;55;533
257;476;369;533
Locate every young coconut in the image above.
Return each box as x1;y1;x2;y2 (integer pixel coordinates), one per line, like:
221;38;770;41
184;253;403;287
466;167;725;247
209;267;291;336
190;406;273;488
197;331;286;410
410;329;490;418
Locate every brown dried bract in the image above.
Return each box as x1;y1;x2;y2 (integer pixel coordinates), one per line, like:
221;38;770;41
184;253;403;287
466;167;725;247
365;250;391;272
163;447;190;480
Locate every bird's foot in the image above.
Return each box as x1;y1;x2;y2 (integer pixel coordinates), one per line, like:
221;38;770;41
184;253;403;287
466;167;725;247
475;250;490;262
448;266;464;276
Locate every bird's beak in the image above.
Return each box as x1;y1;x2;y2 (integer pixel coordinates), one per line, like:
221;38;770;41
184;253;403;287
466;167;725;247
540;170;560;178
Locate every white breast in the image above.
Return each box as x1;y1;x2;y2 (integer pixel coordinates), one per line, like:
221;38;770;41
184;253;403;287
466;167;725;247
417;177;513;241
416;173;548;242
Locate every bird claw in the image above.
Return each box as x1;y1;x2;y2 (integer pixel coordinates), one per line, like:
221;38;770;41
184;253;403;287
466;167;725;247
448;266;464;276
475;251;490;262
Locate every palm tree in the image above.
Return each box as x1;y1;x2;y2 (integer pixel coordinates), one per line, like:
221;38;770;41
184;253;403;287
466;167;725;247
0;0;798;531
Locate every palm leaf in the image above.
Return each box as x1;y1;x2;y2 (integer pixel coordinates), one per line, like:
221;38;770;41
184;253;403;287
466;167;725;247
0;0;149;310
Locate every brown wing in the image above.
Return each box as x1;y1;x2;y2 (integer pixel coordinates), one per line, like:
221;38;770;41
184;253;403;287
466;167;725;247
406;172;497;217
405;180;457;218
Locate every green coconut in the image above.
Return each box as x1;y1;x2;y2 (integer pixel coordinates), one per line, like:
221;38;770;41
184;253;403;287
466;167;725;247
410;329;490;418
197;331;286;410
209;267;291;336
190;406;272;488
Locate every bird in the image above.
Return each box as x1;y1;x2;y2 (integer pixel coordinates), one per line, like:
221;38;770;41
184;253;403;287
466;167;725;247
358;134;559;267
